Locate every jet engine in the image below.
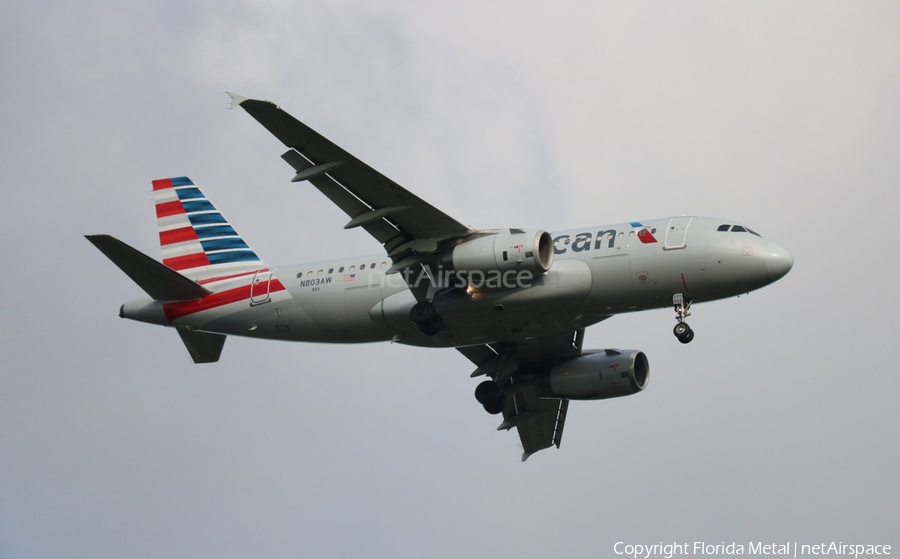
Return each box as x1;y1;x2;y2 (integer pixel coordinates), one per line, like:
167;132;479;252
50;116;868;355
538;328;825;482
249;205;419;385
445;229;553;277
534;349;649;400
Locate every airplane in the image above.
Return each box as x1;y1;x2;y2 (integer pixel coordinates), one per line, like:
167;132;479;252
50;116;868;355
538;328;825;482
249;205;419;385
86;93;794;460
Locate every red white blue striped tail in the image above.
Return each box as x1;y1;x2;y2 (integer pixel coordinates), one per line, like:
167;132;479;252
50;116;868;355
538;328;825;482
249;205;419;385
153;177;265;283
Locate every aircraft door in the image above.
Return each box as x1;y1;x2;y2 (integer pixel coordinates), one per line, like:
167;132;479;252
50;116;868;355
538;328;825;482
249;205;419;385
664;217;693;249
250;269;272;304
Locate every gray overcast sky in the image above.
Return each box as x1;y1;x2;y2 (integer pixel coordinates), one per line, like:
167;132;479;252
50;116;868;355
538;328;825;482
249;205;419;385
1;1;898;557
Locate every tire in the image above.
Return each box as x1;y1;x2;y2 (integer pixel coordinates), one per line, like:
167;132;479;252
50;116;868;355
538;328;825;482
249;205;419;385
418;313;444;336
410;302;437;326
474;380;501;404
483;393;507;415
674;322;690;337
679;329;695;344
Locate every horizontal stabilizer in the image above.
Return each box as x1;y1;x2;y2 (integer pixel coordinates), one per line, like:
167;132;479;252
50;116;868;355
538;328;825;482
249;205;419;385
85;234;212;301
177;327;226;363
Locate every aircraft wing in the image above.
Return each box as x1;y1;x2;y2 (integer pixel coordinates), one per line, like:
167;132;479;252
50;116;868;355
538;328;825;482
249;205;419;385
228;93;472;261
458;327;605;461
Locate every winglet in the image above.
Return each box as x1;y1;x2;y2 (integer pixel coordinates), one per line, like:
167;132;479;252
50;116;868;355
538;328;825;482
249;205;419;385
226;91;249;110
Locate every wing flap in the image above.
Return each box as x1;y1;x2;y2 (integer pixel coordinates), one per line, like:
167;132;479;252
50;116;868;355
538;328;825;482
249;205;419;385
280;149;407;250
506;387;569;461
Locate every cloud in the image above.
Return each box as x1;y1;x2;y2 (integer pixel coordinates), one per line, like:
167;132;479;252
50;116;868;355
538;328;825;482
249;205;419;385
1;1;898;557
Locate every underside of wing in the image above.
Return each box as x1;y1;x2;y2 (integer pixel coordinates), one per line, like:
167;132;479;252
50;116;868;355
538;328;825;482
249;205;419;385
228;93;472;261
459;327;597;461
503;390;568;462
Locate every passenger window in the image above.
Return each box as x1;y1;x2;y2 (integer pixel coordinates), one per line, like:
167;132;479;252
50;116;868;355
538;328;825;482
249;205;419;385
629;231;635;237
296;272;303;278
307;271;313;277
381;262;386;268
349;265;355;272
717;224;730;232
651;228;656;234
617;232;624;238
371;262;376;268
339;266;344;273
328;268;334;274
361;263;366;270
732;225;747;233
317;270;323;276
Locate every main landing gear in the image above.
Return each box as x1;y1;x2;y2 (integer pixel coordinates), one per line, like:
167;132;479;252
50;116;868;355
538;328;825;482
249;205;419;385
474;380;507;415
410;301;444;336
673;293;694;344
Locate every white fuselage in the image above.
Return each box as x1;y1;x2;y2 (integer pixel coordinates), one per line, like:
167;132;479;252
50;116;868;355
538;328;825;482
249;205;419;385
121;216;793;348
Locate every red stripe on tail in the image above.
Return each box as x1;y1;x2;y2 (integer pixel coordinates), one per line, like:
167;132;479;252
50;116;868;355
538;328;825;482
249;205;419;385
152;178;174;191
155;200;185;218
163;252;210;271
159;226;199;246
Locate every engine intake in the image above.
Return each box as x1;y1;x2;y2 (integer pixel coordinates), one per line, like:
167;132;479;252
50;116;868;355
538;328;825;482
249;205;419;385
447;229;553;277
535;349;649;400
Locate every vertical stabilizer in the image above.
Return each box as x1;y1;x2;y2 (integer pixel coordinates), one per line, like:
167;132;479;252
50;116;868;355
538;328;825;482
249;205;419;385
153;177;265;283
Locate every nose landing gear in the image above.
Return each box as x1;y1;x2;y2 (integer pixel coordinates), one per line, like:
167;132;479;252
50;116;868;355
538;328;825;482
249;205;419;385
673;293;694;344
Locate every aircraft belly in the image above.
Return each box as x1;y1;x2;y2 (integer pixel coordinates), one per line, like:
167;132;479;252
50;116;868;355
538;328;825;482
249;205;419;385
583;253;635;313
283;281;393;342
344;284;384;331
377;259;595;347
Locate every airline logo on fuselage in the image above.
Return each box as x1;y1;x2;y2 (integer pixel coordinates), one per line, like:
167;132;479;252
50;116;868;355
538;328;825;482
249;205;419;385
552;223;658;256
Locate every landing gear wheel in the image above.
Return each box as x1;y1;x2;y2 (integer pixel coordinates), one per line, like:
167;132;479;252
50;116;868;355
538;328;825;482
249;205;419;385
410;302;437;326
483;396;507;415
672;293;695;343
410;301;443;336
474;380;507;415
417;314;444;336
474;380;501;404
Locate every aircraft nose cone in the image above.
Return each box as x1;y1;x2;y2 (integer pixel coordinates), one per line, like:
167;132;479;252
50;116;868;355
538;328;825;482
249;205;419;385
765;242;793;281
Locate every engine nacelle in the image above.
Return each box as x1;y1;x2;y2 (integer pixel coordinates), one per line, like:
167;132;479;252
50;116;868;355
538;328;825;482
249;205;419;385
446;229;554;278
535;350;649;400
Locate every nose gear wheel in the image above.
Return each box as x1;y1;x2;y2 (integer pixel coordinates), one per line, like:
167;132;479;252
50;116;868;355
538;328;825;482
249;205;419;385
673;293;694;344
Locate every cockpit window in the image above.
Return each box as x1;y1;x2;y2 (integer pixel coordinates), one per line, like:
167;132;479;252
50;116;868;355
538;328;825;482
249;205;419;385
721;223;762;236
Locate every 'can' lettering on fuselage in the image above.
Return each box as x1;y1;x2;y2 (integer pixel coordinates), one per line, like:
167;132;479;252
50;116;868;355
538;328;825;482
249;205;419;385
553;229;617;255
